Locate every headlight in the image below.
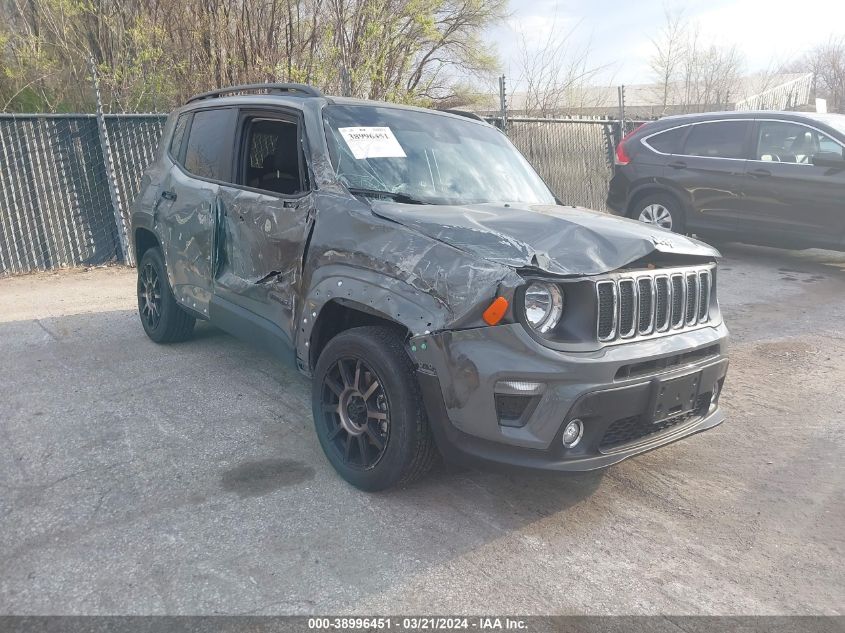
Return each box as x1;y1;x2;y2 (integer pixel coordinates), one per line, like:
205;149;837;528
524;282;564;334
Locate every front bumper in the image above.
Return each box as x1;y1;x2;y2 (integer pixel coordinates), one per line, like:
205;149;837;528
410;322;729;471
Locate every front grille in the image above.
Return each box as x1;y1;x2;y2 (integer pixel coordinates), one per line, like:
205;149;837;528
670;274;685;328
698;271;711;321
596;266;714;343
654;276;670;331
596;281;616;340
637;278;653;334
618;279;636;337
685;272;698;325
599;393;711;450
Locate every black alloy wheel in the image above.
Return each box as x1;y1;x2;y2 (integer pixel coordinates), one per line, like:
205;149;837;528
311;326;438;491
135;247;195;343
138;261;162;331
320;356;390;470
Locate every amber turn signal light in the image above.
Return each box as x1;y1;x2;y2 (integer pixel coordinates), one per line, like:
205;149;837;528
482;296;509;326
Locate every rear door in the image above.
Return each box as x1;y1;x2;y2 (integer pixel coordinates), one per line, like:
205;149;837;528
667;120;752;230
214;108;315;340
737;119;845;243
156;107;236;316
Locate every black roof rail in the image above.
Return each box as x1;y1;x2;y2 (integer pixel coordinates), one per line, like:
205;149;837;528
186;83;324;104
443;109;487;122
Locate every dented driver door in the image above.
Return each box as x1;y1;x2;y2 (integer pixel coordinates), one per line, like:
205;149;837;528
212;111;315;347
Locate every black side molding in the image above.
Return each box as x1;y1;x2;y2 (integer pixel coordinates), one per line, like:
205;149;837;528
208;296;297;369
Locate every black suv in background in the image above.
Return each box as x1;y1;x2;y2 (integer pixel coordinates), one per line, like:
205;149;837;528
607;111;845;250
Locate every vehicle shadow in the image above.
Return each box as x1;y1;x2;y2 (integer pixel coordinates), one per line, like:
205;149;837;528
420;458;606;518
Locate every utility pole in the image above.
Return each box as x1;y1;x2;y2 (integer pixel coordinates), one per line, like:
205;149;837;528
90;56;133;266
498;75;508;133
617;84;627;139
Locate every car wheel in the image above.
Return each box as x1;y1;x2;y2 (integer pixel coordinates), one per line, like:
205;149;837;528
312;326;438;491
137;247;196;343
632;194;685;233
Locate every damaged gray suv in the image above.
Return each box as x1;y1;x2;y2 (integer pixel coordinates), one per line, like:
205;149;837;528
132;83;729;490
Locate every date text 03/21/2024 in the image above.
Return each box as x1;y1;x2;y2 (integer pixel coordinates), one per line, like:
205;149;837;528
307;617;528;630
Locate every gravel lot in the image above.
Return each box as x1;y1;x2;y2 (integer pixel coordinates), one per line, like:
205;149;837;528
1;243;843;615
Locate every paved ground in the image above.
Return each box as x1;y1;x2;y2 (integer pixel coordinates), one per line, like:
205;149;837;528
0;244;843;616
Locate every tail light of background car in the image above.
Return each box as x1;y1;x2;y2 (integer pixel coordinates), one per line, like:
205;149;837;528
614;123;648;166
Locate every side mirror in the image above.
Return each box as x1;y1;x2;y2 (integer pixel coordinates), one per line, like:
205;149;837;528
811;151;845;168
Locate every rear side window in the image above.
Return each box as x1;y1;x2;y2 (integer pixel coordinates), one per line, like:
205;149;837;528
184;109;234;180
646;126;687;154
682;121;749;159
169;114;189;160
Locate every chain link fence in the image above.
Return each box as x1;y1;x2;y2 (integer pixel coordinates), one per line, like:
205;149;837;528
104;115;168;255
0;111;630;276
0;114;166;275
493;117;622;211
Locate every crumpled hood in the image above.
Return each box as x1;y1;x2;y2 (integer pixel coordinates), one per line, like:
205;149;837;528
370;202;719;276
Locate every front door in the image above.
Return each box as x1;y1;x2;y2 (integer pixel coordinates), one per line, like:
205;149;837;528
214;111;315;340
738;119;845;244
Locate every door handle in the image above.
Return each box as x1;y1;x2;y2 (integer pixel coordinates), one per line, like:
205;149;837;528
161;190;177;201
748;168;771;178
667;161;687;170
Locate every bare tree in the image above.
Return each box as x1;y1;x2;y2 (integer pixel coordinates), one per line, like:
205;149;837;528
514;17;606;117
649;7;686;113
683;39;744;111
790;37;845;113
648;11;744;114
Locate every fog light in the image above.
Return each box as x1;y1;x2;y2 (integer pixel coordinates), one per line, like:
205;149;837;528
711;381;721;406
562;419;584;448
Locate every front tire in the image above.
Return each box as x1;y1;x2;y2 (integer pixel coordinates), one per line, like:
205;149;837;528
631;193;685;233
312;326;437;491
137;247;195;343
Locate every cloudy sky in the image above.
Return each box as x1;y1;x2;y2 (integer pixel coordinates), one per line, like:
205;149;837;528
489;0;845;90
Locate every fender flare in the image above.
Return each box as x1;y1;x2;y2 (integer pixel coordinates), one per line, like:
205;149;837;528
296;264;453;366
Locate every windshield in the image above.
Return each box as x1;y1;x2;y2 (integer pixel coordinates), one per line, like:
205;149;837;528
323;104;556;206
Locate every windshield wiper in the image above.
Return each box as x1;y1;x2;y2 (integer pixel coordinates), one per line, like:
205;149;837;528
346;186;430;205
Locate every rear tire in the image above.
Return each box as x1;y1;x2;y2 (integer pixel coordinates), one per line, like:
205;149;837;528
137;247;195;343
312;326;437;491
631;193;686;234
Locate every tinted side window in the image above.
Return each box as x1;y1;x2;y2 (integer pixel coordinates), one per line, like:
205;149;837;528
682;121;749;159
240;118;304;195
169;113;189;162
647;126;687;154
756;120;844;164
818;135;844;157
184;109;233;180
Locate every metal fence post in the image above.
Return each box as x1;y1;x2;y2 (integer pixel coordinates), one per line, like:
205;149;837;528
90;57;134;266
616;85;626;142
498;75;509;134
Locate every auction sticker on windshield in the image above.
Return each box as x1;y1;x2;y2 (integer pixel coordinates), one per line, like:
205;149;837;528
339;127;407;159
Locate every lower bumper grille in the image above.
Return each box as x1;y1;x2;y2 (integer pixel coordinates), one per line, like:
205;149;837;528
599;394;710;450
